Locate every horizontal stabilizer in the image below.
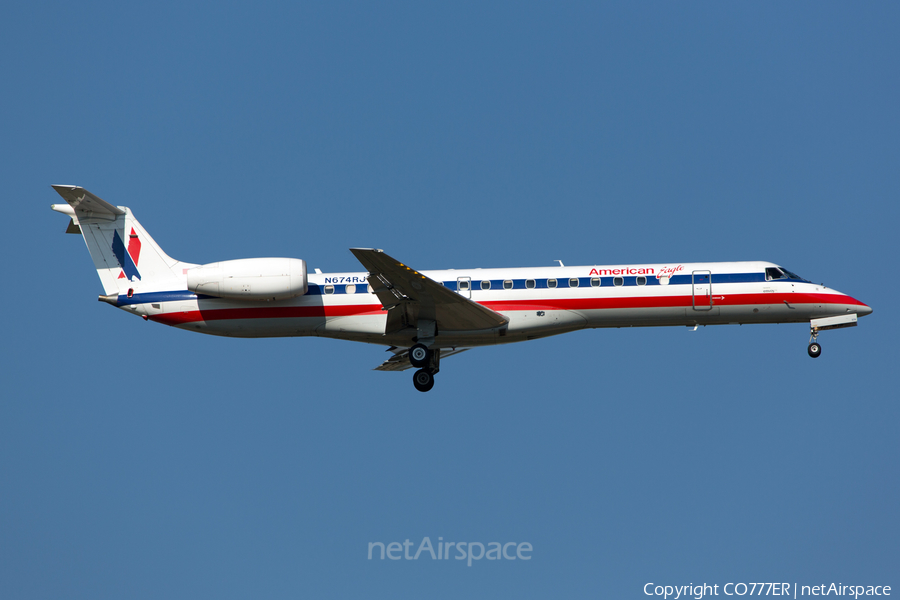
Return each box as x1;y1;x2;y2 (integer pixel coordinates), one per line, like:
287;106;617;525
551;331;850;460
52;185;125;216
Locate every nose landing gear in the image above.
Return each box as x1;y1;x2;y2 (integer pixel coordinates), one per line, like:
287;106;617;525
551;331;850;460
806;313;860;358
808;326;822;358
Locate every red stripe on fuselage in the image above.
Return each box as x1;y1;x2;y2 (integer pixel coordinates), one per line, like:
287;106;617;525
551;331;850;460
149;303;383;326
146;292;862;327
481;292;866;312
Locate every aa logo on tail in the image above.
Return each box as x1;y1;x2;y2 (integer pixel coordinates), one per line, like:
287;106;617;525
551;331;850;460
112;228;142;281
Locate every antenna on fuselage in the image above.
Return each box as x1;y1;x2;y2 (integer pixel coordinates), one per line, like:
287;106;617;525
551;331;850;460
555;260;564;267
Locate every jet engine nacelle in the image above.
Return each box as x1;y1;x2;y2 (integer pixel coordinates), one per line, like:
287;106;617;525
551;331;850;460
186;258;308;301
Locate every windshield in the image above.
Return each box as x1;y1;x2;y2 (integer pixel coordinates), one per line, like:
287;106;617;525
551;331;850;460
766;266;809;282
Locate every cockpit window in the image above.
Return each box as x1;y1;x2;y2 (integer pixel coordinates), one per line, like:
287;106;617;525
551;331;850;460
766;267;808;282
765;267;786;281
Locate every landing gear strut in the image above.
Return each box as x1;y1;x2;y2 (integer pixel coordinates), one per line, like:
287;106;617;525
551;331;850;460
410;346;440;392
808;327;822;358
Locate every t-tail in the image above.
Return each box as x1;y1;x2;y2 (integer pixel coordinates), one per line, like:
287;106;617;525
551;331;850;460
50;185;194;300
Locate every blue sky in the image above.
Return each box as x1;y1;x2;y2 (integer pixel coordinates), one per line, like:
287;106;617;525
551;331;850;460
2;2;898;598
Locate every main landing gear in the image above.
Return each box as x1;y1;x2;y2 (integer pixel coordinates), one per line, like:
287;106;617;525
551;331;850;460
409;344;440;392
408;343;430;368
413;369;435;392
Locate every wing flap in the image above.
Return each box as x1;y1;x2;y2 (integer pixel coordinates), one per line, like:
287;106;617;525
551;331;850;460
375;347;470;372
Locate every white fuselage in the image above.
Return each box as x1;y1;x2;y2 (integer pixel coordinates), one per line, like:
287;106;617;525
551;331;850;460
50;186;873;391
113;260;870;349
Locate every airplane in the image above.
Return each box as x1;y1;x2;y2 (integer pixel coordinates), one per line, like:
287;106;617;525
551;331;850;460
51;185;872;392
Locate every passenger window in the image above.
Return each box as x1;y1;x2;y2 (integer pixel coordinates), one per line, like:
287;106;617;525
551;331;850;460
459;280;469;291
613;277;624;287
503;280;513;290
526;279;536;289
367;284;374;293
481;280;491;290
324;285;334;295
636;276;646;286
591;278;600;287
548;279;557;288
346;284;356;294
569;278;579;288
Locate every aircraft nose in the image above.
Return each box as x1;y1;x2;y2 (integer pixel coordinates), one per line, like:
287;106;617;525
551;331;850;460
845;294;873;317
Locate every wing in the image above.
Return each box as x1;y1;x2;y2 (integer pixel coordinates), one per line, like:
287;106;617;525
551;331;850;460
375;346;470;372
349;248;508;334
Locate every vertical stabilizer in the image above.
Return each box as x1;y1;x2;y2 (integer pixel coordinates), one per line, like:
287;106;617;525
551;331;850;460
51;185;191;296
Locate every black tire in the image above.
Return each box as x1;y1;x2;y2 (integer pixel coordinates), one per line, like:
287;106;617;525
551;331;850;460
413;369;435;392
409;343;431;368
808;342;822;358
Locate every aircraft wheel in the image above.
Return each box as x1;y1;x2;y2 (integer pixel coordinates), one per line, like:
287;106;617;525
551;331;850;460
808;342;822;358
409;343;431;368
413;369;435;392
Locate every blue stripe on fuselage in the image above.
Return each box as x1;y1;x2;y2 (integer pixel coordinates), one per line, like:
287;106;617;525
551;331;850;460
113;271;778;304
116;291;206;306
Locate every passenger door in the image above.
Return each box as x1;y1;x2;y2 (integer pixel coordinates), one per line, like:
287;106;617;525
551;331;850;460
692;270;712;311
